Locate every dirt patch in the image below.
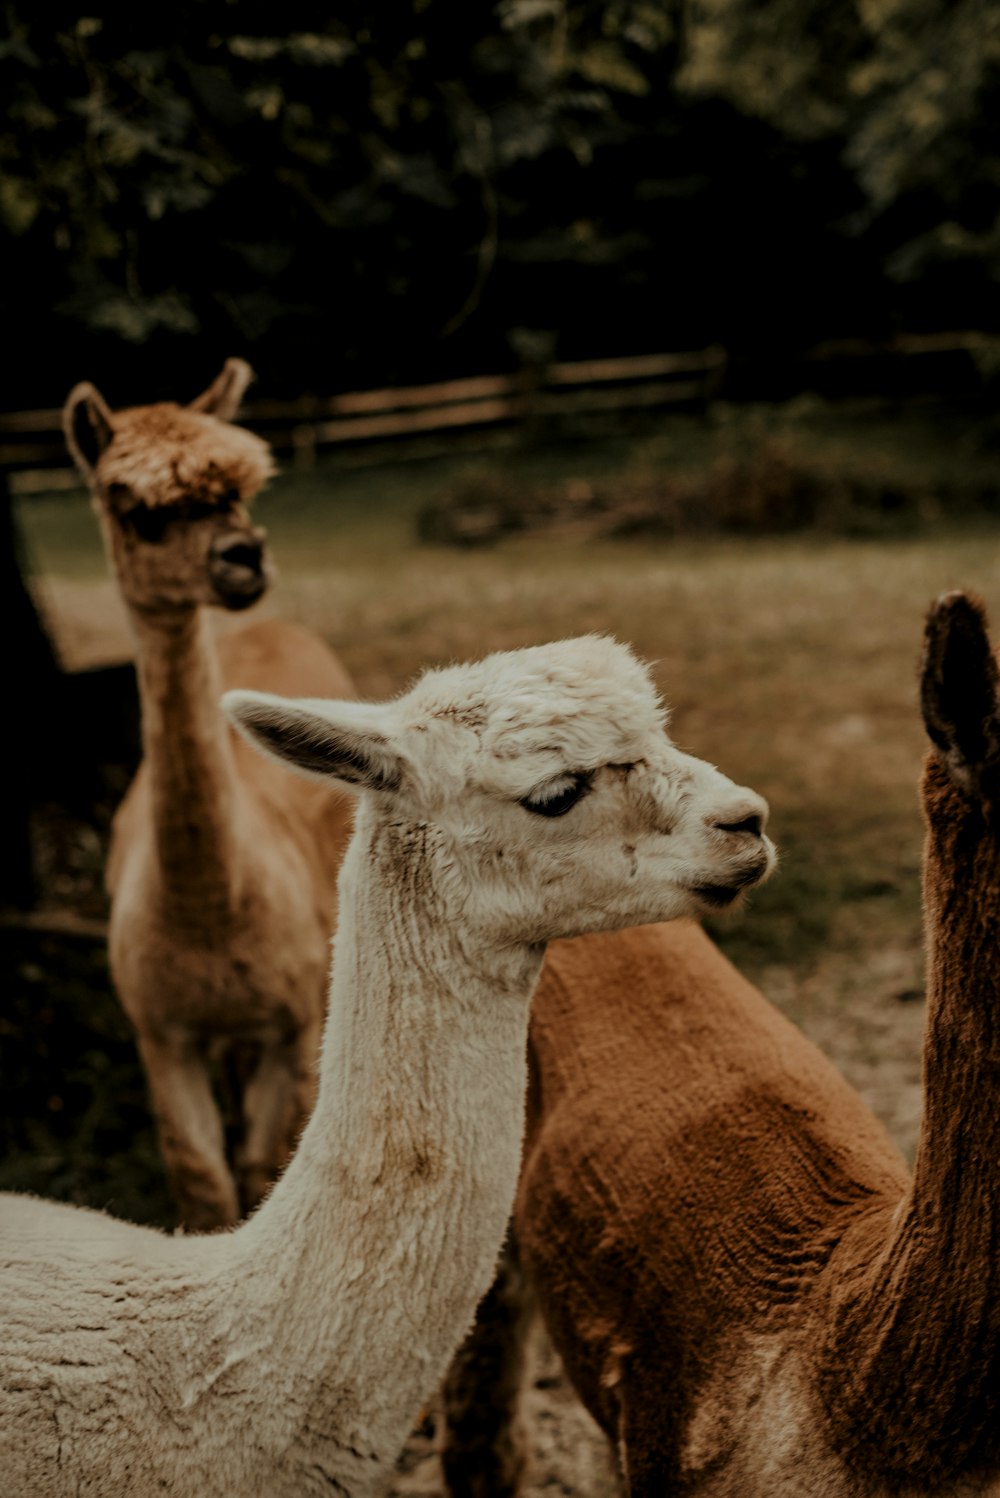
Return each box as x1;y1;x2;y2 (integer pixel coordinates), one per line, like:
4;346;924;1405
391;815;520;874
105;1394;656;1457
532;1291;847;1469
391;1329;620;1498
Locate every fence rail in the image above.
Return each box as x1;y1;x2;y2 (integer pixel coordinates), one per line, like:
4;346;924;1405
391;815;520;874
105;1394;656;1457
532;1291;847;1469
3;332;995;493
3;347;728;491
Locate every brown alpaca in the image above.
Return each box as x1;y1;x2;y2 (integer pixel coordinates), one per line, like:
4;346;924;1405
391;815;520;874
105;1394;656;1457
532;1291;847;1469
443;590;1000;1497
63;361;355;1231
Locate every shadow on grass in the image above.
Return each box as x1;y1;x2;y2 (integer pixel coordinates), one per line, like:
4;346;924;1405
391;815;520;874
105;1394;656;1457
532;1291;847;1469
0;931;172;1227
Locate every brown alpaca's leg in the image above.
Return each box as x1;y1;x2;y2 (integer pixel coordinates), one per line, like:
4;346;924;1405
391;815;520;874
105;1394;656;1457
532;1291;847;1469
135;1030;239;1232
441;1233;532;1498
235;1024;320;1214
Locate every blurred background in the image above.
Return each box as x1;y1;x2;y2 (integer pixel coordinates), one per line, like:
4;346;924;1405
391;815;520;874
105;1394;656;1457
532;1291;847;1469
7;0;1000;400
3;3;1000;1489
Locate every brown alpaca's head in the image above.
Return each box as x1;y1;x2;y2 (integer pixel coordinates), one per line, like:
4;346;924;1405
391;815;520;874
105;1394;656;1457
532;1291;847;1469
63;359;276;618
921;590;1000;822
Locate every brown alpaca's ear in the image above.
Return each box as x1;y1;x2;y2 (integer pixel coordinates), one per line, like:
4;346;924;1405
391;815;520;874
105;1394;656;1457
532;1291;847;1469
921;591;1000;787
189;358;254;421
63;382;115;482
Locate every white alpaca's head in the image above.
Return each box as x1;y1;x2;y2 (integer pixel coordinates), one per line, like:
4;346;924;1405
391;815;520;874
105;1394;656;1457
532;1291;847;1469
223;636;775;946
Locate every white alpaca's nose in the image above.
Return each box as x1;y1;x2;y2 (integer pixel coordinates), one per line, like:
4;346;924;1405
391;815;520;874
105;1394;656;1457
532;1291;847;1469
709;792;769;840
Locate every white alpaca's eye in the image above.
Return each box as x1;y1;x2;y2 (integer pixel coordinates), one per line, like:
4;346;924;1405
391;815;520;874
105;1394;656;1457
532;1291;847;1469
520;772;592;818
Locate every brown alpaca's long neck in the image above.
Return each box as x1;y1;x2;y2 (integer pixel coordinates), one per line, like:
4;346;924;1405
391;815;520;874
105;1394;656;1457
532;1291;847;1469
132;610;242;922
820;757;1000;1487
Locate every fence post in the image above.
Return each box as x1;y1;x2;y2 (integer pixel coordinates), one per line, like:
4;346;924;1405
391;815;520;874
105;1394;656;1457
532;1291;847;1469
291;421;318;470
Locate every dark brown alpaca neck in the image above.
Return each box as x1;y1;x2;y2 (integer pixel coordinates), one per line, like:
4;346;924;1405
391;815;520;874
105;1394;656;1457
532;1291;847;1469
820;755;1000;1488
133;609;242;925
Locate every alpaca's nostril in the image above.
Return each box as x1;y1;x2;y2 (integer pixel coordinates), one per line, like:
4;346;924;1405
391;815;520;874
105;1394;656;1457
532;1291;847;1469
715;812;764;838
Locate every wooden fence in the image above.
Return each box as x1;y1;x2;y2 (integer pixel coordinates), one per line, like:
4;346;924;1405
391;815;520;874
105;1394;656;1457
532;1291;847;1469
4;331;997;493
3;347;727;491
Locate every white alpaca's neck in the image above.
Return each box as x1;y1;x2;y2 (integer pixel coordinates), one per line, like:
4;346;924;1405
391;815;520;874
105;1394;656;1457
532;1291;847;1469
132;609;241;921
228;807;543;1487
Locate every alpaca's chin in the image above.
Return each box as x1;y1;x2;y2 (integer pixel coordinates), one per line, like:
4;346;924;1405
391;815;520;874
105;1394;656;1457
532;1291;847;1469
692;842;777;913
691;882;746;912
213;574;269;611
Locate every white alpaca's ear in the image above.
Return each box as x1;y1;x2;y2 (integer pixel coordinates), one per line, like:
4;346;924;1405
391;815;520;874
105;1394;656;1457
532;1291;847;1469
221;690;404;793
190;358;254;420
63;382;115;482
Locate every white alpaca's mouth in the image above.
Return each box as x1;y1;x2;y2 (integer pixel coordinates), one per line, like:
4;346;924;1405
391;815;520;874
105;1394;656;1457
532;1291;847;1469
692;882;747;911
691;843;776;910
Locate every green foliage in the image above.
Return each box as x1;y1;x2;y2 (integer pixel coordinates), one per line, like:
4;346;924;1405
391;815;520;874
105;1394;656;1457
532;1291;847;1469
2;1;999;405
0;1;691;402
681;0;1000;312
680;0;864;137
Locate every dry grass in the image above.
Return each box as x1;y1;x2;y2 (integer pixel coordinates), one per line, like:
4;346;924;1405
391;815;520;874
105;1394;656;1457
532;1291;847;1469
22;469;999;1124
19;406;999;1051
19;409;1000;993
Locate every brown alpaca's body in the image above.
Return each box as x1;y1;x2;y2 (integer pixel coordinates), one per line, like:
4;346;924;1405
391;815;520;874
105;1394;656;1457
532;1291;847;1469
63;362;356;1230
445;594;1000;1497
517;923;908;1496
108;618;355;1228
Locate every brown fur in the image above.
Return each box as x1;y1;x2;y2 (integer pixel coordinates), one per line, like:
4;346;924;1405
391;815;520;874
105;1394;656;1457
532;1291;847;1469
98;403;274;510
63;363;355;1231
443;592;1000;1496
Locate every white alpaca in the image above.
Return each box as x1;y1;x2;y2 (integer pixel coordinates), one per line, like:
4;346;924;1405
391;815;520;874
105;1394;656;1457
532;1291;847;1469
0;636;773;1498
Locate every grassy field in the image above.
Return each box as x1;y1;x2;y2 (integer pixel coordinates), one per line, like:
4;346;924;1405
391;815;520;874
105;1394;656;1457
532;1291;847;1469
19;404;1000;971
8;398;1000;1215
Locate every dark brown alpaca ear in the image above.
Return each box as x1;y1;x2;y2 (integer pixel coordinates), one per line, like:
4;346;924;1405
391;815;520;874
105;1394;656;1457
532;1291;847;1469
921;591;1000;789
62;382;115;482
189;358;254;421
